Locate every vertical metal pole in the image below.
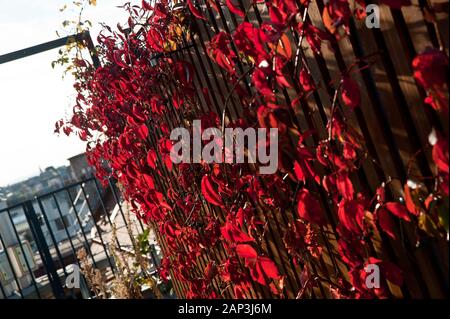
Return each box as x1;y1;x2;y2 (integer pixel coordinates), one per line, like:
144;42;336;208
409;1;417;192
50;192;94;299
0;213;24;298
93;179;123;251
51;194;79;259
23;201;65;299
64;189;98;268
36;197;68;278
108;179;136;244
78;183;116;273
82;31;101;69
149;244;160;268
5;208;41;298
37;197;76;299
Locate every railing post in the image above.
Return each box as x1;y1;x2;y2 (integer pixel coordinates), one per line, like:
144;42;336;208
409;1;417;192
23;201;65;299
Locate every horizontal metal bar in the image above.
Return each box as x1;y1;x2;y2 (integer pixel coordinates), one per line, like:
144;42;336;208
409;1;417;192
0;177;97;214
0;32;88;65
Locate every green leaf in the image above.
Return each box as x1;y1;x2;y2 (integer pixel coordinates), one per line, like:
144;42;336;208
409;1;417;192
418;212;439;237
437;197;449;234
137;229;150;255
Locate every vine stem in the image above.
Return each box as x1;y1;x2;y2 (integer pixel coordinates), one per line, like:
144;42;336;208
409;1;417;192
327;78;343;143
184;195;200;226
220;66;255;184
293;6;309;76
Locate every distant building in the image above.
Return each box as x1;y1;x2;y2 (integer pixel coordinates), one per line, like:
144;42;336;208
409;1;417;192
6;166;69;206
68;153;95;181
4;153;95;206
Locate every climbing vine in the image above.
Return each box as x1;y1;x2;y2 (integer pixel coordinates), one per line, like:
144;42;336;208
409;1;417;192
57;0;449;298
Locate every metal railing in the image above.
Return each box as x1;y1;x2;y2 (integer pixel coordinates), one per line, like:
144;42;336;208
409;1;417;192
0;177;160;299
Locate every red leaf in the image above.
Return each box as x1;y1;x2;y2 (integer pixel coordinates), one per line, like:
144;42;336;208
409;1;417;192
143;174;155;189
136;124;149;140
206;0;220;12
258;257;280;280
299;68;315;92
413;49;448;90
210;32;236;74
293;160;306;182
302;23;329;54
338;238;364;267
343;143;357;160
297;189;326;226
187;0;207;20
236;244;258;259
215;52;235;74
146;150;157;169
141;0;153;10
113;50;128;69
146;29;164;52
377;207;397;239
253;68;274;98
338;199;364;234
404;183;420;216
341;76;361;109
226;0;245;17
78;130;88;141
163;154;173;171
172;92;184;110
432;136;449;173
163;221;181;238
221;219;254;243
381;261;404;286
174;61;195;86
204;261;218;280
63;126;72;136
336;171;354;200
385;202;411;222
201;175;224;207
249;256;280;286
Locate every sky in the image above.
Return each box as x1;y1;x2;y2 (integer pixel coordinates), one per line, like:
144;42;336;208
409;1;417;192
0;0;138;186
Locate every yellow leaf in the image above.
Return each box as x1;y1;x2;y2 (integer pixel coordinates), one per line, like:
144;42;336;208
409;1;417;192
418;213;439;237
